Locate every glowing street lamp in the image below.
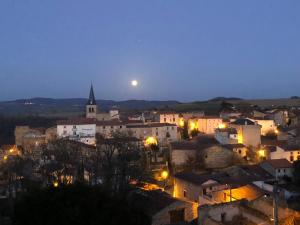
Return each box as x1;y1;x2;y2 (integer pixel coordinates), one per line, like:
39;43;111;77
189;121;197;131
218;123;226;129
161;170;169;180
53;181;59;188
145;136;158;146
258;149;265;157
179;118;185;128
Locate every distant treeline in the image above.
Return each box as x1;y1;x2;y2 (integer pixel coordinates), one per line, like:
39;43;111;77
0;116;60;145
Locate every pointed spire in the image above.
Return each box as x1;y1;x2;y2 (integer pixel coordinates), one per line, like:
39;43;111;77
87;84;96;105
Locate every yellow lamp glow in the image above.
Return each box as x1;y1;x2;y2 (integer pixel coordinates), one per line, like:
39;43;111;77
3;155;8;161
258;149;265;157
218;123;226;129
9;149;14;153
237;133;243;144
145;136;158;146
179;118;185;127
275;129;279;134
161;170;169;180
53;181;59;187
189;121;197;131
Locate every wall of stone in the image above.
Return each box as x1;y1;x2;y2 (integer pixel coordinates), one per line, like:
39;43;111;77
171;149;196;166
152;200;198;225
15;126;31;146
174;178;203;203
249;196;297;221
203;146;233;169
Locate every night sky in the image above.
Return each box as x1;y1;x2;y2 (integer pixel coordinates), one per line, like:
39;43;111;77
0;0;299;102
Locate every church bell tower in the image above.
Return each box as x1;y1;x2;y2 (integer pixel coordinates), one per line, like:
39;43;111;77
86;84;97;119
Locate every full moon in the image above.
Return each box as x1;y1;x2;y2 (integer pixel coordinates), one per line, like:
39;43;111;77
131;80;138;86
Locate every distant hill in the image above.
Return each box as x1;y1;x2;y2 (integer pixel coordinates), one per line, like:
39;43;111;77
209;97;243;102
1;97;300;118
0;98;180;117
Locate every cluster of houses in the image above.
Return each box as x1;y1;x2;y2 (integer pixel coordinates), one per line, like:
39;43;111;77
5;85;300;225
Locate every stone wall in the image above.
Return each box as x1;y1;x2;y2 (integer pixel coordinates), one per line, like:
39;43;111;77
15;126;31;146
174;178;203;203
248;196;297;221
203;146;233;169
152;200;197;225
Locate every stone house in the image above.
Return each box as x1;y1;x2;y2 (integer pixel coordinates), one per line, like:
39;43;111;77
260;159;294;180
197;116;223;134
221;144;247;158
155;112;180;126
230;118;261;147
170;141;198;168
202;145;233;169
128;190;197;225
267;143;300;163
173;172;263;206
214;128;238;145
248;117;277;136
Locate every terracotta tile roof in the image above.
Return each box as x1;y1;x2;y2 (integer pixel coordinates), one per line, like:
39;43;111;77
215;128;238;134
57;118;97;125
170;141;198;150
157;111;179;115
174;172;228;186
199;116;222;119
231;118;255;126
128;190;178;217
238;165;274;181
261;159;293;169
96;120;126;126
222;144;245;150
126;122;176;128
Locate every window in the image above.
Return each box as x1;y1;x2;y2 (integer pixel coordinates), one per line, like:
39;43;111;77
156;132;159;136
111;126;113;129
103;126;106;129
183;190;187;197
73;125;76;129
290;156;294;162
73;131;76;135
164;118;167;122
238;149;242;154
173;118;175;122
120;126;122;128
278;169;281;173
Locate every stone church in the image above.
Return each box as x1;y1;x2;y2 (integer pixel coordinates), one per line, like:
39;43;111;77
86;84;119;121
